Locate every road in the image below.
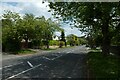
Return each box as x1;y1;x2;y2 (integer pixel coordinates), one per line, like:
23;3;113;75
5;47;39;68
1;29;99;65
1;46;88;80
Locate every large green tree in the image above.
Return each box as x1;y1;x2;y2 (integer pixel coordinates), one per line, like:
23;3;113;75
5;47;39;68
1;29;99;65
60;30;66;46
41;17;62;49
20;14;36;48
49;2;120;55
2;11;21;52
2;10;62;52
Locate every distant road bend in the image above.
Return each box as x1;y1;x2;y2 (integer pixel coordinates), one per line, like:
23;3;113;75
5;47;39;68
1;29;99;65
1;46;88;80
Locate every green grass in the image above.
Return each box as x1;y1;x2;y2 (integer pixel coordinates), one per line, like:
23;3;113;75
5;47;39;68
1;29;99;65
41;45;74;50
89;48;102;52
41;48;56;51
87;51;120;79
17;49;36;55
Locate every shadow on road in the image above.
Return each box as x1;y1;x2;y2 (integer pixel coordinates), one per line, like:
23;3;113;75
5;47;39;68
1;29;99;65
3;52;88;79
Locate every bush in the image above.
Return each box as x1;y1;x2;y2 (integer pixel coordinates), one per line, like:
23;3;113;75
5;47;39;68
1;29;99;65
2;37;21;53
59;41;65;48
49;40;59;46
17;49;36;54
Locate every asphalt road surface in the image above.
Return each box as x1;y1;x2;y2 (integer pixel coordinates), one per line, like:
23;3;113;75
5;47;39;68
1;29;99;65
1;46;88;80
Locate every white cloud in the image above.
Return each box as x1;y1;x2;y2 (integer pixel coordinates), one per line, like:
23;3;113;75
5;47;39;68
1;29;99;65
0;1;84;37
1;0;44;2
55;26;85;37
1;1;52;18
63;26;84;37
0;2;22;16
19;2;52;18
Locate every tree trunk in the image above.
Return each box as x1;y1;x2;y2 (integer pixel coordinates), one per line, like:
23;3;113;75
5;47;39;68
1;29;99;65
46;41;49;49
59;41;63;48
47;44;49;49
65;41;67;47
25;38;28;49
101;23;110;55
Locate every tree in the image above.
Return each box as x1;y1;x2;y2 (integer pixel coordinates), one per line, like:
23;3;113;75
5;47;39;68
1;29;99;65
2;10;64;52
20;14;36;48
40;17;62;49
2;11;21;52
49;2;120;55
60;30;66;47
66;34;79;46
66;35;74;46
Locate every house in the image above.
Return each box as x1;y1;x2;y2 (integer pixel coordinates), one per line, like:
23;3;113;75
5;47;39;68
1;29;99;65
52;35;60;40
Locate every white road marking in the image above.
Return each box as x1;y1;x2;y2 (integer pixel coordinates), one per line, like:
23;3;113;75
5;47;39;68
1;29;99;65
27;61;33;68
68;77;72;78
43;57;51;60
0;62;23;70
51;56;60;60
58;51;70;59
40;68;44;70
51;54;65;60
72;50;74;52
5;64;42;80
62;50;68;52
67;52;70;53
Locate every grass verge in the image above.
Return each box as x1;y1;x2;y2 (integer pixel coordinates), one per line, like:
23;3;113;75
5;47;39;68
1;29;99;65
41;45;74;50
17;49;36;55
87;51;120;79
41;48;56;51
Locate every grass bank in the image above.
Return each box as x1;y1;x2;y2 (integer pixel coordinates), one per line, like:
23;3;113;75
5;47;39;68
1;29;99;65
87;51;120;79
41;45;74;51
41;48;56;51
17;49;36;55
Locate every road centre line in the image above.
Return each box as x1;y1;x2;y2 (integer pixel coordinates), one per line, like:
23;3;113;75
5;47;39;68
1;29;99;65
42;53;67;61
67;52;70;53
5;64;42;80
51;55;62;60
42;56;51;60
2;48;77;70
27;61;33;68
51;53;68;60
72;50;74;52
0;62;23;70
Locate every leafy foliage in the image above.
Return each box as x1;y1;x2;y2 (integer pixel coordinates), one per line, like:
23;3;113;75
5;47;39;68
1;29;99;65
66;34;79;46
49;40;59;46
60;30;66;47
2;11;62;53
49;2;120;55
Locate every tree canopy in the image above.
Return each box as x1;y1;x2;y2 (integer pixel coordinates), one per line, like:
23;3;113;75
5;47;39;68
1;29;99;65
49;2;120;55
2;10;62;52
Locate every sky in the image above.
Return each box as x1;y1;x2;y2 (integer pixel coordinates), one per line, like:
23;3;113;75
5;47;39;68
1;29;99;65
0;0;85;37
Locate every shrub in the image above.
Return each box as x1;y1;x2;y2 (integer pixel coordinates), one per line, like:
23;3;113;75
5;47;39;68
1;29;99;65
2;37;21;53
49;40;59;46
59;41;65;48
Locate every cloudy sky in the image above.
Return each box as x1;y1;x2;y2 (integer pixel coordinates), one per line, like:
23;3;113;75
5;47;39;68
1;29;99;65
1;0;84;37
